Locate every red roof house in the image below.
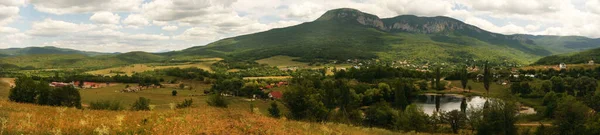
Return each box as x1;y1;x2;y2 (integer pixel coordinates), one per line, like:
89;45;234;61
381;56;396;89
269;91;283;99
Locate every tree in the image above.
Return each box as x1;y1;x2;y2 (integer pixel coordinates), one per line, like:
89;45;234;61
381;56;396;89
476;100;518;135
179;83;185;89
399;104;431;132
460;98;467;113
176;99;193;109
460;65;469;92
393;83;409;110
574;76;597;97
207;94;228;108
553;96;589;135
282;85;327;121
418;81;428;91
483;62;491;95
268;102;281;118
435;66;443;90
172;90;178;96
131;97;151;111
9;77;38;103
443;110;466;134
550;76;565;93
364;101;397;129
466;106;483;134
52;86;82;108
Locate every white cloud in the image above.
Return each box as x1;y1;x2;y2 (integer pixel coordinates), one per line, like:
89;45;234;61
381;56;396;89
0;4;21;26
90;12;121;24
0;27;19;33
162;25;178;31
123;14;149;28
30;0;143;14
152;20;169;26
28;19;97;37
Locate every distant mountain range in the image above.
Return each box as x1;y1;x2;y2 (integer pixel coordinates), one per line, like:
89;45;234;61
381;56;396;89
534;47;600;65
167;8;600;65
3;8;600;68
0;46;110;57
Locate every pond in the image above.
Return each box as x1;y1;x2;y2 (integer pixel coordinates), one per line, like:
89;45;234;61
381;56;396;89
413;94;536;115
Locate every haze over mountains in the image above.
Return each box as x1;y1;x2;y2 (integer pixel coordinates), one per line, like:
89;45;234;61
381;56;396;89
2;8;600;66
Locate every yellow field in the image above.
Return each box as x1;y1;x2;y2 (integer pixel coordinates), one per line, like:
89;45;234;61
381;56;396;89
87;62;215;76
256;56;309;68
243;76;292;80
0;99;403;134
520;64;599;71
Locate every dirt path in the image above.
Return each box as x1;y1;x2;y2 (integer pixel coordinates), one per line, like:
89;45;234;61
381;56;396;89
515;123;552;127
0;78;15;87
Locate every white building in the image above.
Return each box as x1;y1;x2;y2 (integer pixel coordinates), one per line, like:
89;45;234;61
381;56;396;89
559;63;567;69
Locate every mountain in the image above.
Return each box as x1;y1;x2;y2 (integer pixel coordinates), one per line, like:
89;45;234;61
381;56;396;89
0;51;164;69
0;46;109;57
534;47;600;65
515;34;600;54
170;8;552;65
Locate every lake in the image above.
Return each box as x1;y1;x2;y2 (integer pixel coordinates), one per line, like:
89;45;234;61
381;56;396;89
413;94;536;115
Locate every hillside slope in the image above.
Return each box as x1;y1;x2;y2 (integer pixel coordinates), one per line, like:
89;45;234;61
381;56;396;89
0;100;399;135
171;8;551;65
0;46;108;57
534;47;600;65
518;35;600;54
0;52;165;69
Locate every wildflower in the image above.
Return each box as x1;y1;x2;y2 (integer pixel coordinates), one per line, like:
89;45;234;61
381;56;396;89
169;103;176;110
149;105;156;111
94;124;110;135
116;115;125;126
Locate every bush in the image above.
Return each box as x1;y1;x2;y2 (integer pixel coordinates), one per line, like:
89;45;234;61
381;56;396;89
268;102;281;118
89;100;124;111
176;99;193;109
131;97;151;111
207;94;228;108
172;90;178;96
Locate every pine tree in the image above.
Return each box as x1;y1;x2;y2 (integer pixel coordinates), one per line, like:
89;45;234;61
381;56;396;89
483;62;491;95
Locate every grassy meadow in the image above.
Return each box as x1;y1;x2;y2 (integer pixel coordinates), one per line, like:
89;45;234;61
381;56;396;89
86;62;216;76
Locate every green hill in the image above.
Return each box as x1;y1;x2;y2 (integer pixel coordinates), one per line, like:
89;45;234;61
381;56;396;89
0;46;109;57
516;34;600;54
0;52;166;69
169;8;551;65
534;47;600;65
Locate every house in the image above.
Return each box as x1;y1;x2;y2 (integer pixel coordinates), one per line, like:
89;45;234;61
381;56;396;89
589;60;595;65
268;91;283;100
559;63;567;69
476;74;484;82
49;82;73;87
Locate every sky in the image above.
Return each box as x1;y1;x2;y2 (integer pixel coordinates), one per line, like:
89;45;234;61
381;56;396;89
1;0;600;53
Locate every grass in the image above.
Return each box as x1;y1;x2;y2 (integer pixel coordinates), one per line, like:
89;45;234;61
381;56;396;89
86;61;216;76
448;80;511;96
243;76;292;80
0;100;402;134
255;55;353;70
255;56;309;67
520;64;599;71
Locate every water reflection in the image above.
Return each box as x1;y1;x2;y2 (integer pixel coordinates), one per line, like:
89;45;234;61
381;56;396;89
414;94;487;115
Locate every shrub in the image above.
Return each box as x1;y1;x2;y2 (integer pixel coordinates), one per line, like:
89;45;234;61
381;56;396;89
89;100;124;111
207;94;228;108
268;102;281;118
176;99;193;109
172;90;178;96
131;97;151;111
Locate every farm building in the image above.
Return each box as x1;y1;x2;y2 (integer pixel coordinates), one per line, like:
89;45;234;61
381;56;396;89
268;91;283;100
559;63;567;69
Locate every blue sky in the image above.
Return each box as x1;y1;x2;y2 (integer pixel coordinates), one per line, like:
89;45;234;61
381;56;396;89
1;0;600;52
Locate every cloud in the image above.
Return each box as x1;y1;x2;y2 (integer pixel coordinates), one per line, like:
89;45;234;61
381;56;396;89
162;25;178;31
90;12;121;24
0;3;21;26
28;19;97;37
0;27;19;33
29;0;143;14
123;14;149;28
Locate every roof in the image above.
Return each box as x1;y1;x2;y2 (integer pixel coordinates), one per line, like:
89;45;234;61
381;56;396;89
269;91;283;99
